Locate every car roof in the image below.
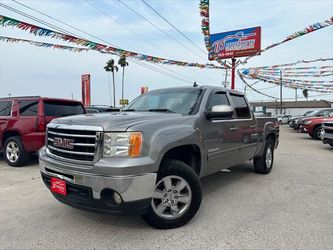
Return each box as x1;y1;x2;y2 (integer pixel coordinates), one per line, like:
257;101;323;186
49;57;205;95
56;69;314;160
0;96;82;104
147;85;244;96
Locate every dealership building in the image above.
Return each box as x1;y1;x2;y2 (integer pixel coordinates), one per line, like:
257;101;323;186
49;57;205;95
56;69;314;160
250;100;333;116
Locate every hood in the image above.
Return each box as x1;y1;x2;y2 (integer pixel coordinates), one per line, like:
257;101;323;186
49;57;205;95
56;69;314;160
51;111;185;131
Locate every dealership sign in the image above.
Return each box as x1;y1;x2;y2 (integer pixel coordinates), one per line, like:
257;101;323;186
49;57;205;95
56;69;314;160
209;26;261;60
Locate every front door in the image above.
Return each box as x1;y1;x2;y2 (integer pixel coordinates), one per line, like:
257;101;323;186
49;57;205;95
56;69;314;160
201;91;241;176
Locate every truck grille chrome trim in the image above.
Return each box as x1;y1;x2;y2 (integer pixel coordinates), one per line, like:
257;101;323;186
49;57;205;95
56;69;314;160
48;145;95;156
48;130;96;138
46;124;103;164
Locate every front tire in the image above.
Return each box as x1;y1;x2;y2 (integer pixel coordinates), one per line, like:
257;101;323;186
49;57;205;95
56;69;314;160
253;137;274;174
312;127;322;140
143;160;202;229
4;136;31;167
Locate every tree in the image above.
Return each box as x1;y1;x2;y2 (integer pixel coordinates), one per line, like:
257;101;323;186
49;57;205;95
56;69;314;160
118;55;129;105
104;59;118;107
302;89;308;101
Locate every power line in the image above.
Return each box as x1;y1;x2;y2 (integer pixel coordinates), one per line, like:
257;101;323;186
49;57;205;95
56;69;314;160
82;0;172;58
117;0;208;61
81;0;207;85
2;2;203;85
141;0;207;55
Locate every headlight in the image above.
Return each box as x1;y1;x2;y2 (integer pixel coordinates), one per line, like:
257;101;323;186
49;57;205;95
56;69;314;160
103;132;142;158
304;120;312;125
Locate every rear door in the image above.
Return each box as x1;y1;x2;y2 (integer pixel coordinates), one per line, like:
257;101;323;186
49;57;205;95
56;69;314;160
43;100;85;124
229;94;257;162
16;99;40;148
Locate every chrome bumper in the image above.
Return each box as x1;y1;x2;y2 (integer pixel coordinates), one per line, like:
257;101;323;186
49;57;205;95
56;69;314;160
39;149;157;201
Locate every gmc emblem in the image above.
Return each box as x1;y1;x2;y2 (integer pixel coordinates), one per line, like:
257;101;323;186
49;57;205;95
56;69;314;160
53;137;74;149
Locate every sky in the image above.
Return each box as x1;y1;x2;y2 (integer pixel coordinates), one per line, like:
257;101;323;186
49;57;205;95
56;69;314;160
0;0;333;105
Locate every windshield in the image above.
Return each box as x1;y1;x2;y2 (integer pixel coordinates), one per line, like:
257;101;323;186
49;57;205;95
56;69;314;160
123;88;202;115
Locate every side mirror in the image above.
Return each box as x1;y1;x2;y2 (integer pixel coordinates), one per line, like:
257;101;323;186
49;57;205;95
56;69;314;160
206;105;234;120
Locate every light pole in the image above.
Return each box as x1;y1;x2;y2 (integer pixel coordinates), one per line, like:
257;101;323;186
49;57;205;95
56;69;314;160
280;70;283;114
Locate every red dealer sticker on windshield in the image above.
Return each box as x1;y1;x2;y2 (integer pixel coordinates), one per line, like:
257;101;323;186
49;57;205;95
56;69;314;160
50;177;67;196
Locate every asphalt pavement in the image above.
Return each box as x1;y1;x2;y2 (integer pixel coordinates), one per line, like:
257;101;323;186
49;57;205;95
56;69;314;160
0;126;332;250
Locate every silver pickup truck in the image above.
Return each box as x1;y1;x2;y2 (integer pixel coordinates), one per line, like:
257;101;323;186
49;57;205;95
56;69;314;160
39;86;279;229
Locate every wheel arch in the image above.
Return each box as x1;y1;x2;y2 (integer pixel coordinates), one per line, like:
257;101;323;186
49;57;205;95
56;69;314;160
159;144;202;175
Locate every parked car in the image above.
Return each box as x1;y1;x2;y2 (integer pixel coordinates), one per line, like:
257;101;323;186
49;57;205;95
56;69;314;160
288;111;313;128
301;115;333;140
86;105;120;113
275;114;292;124
298;109;333;131
39;86;279;229
0;96;85;166
290;109;333;130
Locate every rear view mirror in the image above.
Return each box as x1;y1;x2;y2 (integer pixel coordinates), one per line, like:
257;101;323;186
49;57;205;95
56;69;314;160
206;105;234;120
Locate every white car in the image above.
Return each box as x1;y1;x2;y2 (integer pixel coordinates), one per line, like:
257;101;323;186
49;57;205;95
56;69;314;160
275;114;292;124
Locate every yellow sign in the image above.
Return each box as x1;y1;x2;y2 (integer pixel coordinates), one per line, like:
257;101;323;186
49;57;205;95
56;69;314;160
119;99;129;105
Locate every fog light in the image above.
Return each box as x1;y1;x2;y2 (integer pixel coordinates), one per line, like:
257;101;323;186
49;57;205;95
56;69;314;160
113;192;122;204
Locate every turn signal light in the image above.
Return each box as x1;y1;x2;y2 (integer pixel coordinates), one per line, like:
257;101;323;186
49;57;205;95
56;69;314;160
129;132;142;157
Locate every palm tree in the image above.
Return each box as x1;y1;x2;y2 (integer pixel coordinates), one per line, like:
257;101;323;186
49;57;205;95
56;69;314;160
104;59;118;107
302;89;308;101
118;56;129;104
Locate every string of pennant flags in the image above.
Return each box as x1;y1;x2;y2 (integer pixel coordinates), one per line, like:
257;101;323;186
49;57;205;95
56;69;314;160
0;35;90;52
238;66;333;93
0;15;225;70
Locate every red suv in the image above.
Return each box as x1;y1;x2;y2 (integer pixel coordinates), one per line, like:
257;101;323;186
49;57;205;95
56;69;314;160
302;115;333;140
0;96;85;166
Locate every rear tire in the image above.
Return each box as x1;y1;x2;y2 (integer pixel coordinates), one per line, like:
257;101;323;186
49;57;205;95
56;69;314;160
253;137;274;174
142;160;202;229
330;144;333;148
4;136;31;167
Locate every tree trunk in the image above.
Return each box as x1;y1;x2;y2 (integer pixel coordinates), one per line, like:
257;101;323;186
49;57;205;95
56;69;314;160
121;67;125;106
108;72;112;105
112;71;116;107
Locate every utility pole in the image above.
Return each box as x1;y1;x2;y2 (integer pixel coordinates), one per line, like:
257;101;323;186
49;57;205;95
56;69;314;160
71;92;74;100
295;88;297;102
231;58;236;90
280;70;283;114
224;68;228;88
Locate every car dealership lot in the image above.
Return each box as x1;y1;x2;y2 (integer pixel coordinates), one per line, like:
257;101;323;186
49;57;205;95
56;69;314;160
1;126;332;250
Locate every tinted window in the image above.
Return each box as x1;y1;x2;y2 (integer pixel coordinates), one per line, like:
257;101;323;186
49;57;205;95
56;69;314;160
230;94;251;118
19;100;38;116
0;101;12;116
208;92;229;111
44;101;85;116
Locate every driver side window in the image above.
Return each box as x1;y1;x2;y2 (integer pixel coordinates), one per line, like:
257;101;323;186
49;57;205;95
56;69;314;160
207;92;230;111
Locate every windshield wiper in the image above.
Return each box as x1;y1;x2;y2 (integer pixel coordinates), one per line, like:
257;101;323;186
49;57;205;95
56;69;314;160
148;108;176;113
122;109;136;111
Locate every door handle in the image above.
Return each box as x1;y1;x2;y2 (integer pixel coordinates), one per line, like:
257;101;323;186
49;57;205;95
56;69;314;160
249;125;256;129
229;127;239;131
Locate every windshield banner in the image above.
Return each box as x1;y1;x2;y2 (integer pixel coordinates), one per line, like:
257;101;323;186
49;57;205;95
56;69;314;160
209;27;261;60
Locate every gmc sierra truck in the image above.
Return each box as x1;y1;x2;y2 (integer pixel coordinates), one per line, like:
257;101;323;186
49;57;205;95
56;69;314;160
39;86;279;229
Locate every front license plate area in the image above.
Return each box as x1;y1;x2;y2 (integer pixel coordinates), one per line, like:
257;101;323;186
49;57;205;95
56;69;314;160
50;177;67;196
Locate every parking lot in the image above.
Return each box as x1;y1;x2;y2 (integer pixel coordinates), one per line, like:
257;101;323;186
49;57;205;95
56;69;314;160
0;126;332;250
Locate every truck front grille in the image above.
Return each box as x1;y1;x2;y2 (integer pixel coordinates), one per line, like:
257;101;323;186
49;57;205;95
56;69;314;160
47;127;97;162
323;122;333;134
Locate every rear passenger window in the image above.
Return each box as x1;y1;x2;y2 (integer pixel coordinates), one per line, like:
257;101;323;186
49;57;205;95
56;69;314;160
44;101;85;116
19;100;38;116
230;94;251;119
0;101;12;116
208;92;229;111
